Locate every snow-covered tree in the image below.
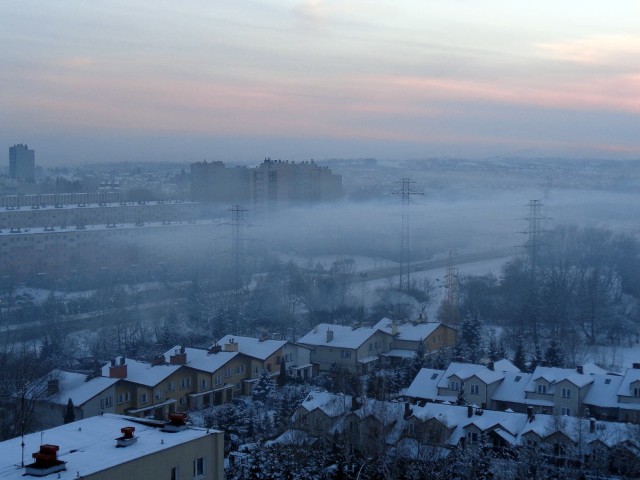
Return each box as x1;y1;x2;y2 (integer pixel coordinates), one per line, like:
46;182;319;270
253;369;276;403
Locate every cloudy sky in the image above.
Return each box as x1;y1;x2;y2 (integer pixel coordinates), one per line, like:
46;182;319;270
1;1;638;164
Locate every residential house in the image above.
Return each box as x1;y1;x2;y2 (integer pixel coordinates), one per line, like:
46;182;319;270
163;345;248;409
291;391;354;438
0;413;224;480
101;356;191;419
298;324;393;372
31;370;118;429
215;335;288;394
374;318;457;363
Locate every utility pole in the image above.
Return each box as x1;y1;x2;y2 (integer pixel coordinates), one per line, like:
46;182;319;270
391;178;423;292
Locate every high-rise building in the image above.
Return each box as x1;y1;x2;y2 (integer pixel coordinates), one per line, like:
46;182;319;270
9;144;36;182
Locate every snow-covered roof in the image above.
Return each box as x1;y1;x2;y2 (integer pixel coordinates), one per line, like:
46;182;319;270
215;335;286;361
493;359;520;373
616;367;640;397
526;366;594;392
0;414;219;480
584;374;624;408
380;349;416;359
101;357;181;387
163;346;239;374
373;318;443;342
404;368;446;401
491;372;532;405
36;370;118;407
439;362;505;387
296;391;353;418
298;324;389;349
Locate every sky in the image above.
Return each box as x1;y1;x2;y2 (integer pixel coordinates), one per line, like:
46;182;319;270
1;0;639;164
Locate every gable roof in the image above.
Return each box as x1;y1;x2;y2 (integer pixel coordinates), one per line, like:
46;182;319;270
616;368;640;397
373;318;444;342
439;362;505;387
298;324;389;349
491;372;532;405
101;357;181;387
216;335;286;361
526;366;594;393
163;346;239;374
404;368;445;401
36;370;118;407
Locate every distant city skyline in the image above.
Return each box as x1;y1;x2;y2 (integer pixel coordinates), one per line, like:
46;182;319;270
1;1;638;165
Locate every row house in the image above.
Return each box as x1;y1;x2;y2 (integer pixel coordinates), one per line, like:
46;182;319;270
407;360;640;423
29;370;118;430
101;356;191;419
162;345;247;409
286;392;640;477
298;319;456;373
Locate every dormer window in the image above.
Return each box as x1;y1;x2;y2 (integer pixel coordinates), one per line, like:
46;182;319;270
537;384;547;394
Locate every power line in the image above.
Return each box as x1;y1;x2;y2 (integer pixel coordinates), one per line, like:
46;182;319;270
391;178;423;291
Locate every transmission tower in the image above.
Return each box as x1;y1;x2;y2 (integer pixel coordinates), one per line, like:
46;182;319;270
445;251;459;312
524;199;545;271
229;204;248;292
391;178;423;291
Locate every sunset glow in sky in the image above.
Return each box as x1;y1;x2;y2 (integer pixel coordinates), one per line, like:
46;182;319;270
1;0;639;163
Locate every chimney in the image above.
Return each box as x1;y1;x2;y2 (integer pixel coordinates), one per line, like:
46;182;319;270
163;413;188;433
208;344;222;355
151;354;165;366
259;333;268;342
120;357;126;366
223;339;239;352
170;348;187;365
110;358;116;367
313;325;318;334
25;444;66;477
577;365;584;375
109;358;128;379
391;321;398;336
326;329;334;343
488;361;495;371
403;402;413;419
47;379;59;396
467;405;473;418
589;418;596;433
633;363;640;370
527;406;535;423
116;427;137;447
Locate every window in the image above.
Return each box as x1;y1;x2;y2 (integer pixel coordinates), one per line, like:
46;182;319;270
368;343;372;351
155;390;162;400
470;384;479;395
168;382;175;392
181;378;191;388
537;384;547;395
171;466;179;480
561;387;572;399
431;373;439;380
225;368;231;378
215;376;222;386
449;381;460;391
140;393;148;404
514;376;522;382
104;396;112;408
200;379;207;389
193;457;205;477
561;407;571;416
465;431;478;444
604;378;612;385
634;387;640;398
341;350;352;358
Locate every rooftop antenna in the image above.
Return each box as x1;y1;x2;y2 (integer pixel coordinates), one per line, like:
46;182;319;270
391;178;423;291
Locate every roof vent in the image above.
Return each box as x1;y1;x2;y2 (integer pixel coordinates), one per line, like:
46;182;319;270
25;444;66;477
163;413;188;433
116;426;137;447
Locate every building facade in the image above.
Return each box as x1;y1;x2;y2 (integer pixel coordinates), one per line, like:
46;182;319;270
9;144;35;182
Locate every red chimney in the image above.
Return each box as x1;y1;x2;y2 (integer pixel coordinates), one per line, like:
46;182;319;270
109;358;128;379
26;444;65;476
116;426;137;447
170;347;187;365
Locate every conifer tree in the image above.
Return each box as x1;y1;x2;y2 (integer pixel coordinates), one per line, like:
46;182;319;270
64;397;76;424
